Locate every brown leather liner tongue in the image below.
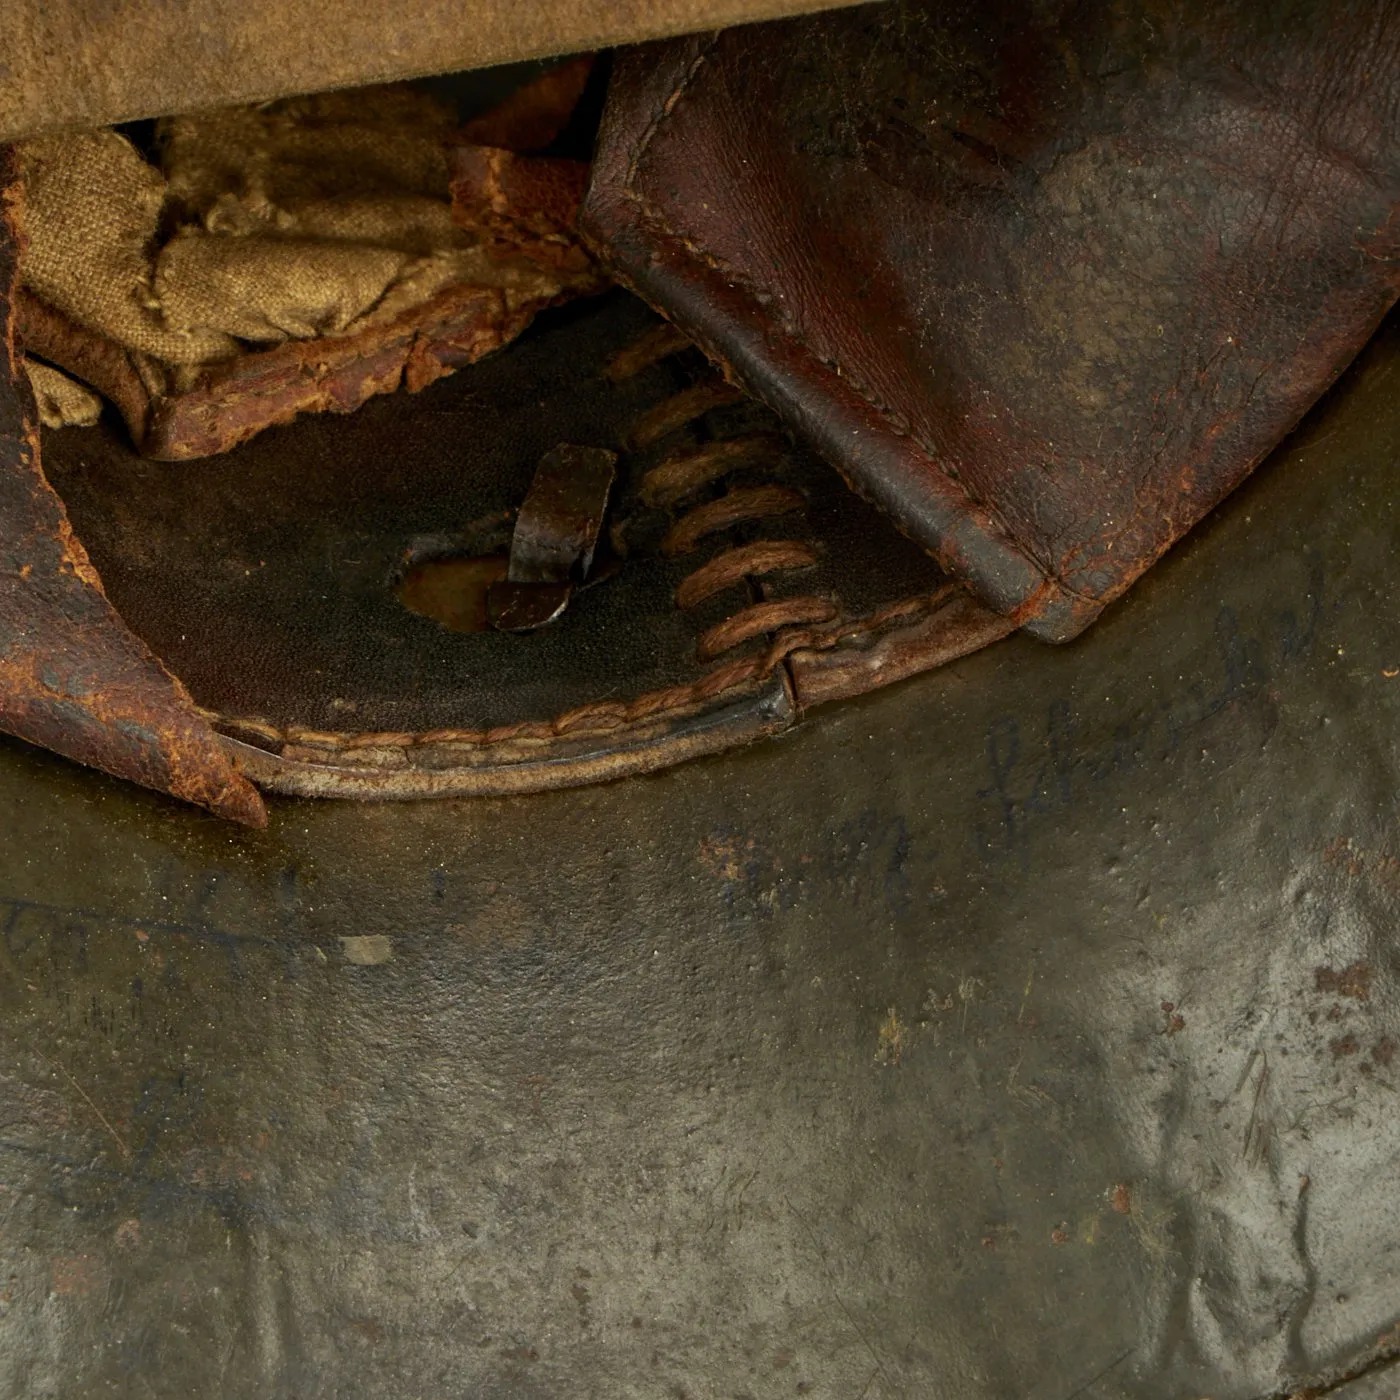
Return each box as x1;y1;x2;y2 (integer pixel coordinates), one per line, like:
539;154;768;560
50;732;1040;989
582;0;1400;641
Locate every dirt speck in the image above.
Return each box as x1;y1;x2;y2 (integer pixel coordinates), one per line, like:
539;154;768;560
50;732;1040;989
341;935;393;966
876;1007;906;1066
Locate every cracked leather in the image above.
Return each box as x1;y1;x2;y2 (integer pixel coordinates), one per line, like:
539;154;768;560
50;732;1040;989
0;153;265;826
581;0;1400;640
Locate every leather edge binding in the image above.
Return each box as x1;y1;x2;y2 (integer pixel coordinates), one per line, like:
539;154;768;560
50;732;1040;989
221;670;796;800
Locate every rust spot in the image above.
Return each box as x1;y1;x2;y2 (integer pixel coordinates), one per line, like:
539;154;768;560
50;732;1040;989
1322;841;1400;895
1110;1184;1132;1215
350;1318;384;1345
1330;1033;1361;1058
980;1235;996;1249
50;1255;99;1297
1374;1036;1397;1067
1323;836;1365;878
113;1219;141;1249
698;832;756;882
1315;962;1372;1000
1375;855;1400;895
1050;1226;1069;1245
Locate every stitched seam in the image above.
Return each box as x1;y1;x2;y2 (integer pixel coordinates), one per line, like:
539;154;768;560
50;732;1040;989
618;43;1049;582
201;590;956;755
623;36;722;192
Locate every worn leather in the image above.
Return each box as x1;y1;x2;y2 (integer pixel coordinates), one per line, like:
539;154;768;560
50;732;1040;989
0;153;265;825
582;0;1400;640
41;290;1010;803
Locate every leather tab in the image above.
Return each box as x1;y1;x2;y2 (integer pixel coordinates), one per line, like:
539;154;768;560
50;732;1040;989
507;443;617;584
489;441;616;632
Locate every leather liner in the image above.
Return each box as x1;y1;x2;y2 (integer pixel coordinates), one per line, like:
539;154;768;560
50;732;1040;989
582;0;1400;640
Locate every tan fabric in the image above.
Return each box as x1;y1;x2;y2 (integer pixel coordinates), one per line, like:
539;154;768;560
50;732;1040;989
17;132;238;364
155;230;411;343
24;359;103;428
0;0;857;145
162;88;458;209
16;86;565;379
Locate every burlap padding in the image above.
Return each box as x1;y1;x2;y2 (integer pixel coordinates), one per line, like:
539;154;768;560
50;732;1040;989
17;131;238;365
24;359;102;428
16;86;566;385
